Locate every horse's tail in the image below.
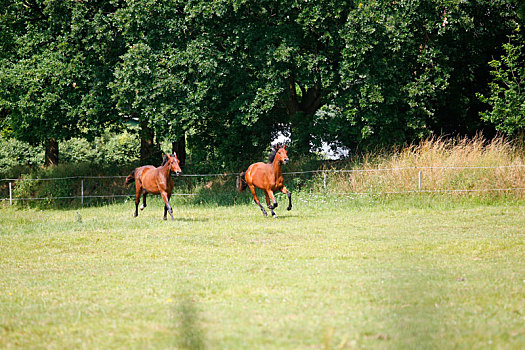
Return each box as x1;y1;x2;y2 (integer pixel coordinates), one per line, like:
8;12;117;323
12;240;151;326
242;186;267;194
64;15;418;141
237;171;247;192
124;170;136;186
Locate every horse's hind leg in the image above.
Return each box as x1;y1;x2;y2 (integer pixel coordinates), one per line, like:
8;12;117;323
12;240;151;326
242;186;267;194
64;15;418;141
133;187;141;217
140;190;147;210
265;191;277;218
248;184;267;217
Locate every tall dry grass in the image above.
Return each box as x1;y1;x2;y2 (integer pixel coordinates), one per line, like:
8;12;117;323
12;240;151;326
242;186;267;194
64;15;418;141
324;135;525;196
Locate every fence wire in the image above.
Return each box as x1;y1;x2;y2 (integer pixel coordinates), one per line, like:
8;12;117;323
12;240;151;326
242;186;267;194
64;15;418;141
1;165;524;204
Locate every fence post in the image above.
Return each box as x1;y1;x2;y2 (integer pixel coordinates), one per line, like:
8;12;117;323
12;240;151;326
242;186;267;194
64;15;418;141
323;172;327;192
9;182;12;205
81;179;84;206
418;171;422;192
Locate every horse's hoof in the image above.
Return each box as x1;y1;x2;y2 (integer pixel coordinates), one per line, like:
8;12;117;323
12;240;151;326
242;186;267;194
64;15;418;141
133;213;138;217
272;214;278;218
163;217;167;220
140;205;145;211
262;212;268;217
287;206;292;211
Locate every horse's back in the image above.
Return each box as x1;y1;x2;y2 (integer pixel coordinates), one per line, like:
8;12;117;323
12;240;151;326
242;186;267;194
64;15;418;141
136;166;157;191
246;162;266;181
136;166;155;181
139;165;173;194
246;162;279;190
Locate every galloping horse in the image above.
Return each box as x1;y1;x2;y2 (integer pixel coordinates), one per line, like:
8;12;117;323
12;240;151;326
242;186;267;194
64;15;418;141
238;144;292;218
125;153;182;220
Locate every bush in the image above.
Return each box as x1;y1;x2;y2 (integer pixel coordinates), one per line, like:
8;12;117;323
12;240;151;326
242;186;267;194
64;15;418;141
8;162;136;208
0;129;140;178
0;138;43;176
61;129;140;165
2;134;524;208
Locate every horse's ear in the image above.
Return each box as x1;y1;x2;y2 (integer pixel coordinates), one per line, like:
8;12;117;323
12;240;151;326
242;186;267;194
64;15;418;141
283;144;286;150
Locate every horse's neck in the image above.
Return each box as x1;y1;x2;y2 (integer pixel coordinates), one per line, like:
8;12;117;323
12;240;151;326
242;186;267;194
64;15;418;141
271;159;283;178
159;162;171;178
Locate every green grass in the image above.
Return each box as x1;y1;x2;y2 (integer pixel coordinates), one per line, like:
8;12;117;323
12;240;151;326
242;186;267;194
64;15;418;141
0;194;524;349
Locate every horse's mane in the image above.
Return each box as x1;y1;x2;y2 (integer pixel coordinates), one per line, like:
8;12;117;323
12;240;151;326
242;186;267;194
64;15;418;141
161;154;175;166
267;144;281;163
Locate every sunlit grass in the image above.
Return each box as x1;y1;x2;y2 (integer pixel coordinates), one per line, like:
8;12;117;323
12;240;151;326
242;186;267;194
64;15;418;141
0;195;524;349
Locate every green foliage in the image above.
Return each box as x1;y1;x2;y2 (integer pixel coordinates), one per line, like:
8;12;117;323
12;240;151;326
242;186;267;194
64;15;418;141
327;0;518;148
0;137;43;175
0;0;523;169
0;130;139;178
61;129;140;165
0;0;122;147
8;161;135;208
478;35;525;135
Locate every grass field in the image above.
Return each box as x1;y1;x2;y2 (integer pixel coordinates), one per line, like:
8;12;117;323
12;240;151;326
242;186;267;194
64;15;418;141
1;194;524;349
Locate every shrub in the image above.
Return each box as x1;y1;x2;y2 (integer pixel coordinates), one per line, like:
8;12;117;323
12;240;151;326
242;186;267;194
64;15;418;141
61;129;140;165
0;138;43;176
0;129;140;178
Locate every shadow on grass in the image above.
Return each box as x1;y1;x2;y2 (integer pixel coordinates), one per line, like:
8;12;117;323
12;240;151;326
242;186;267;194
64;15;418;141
173;293;207;350
378;265;452;349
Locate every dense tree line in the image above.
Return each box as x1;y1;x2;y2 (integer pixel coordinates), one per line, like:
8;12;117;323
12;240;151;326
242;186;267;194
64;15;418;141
0;0;523;171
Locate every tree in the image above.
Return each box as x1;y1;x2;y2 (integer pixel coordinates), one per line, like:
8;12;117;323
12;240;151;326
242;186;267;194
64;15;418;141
1;0;522;172
166;0;351;160
175;0;520;158
110;0;188;165
317;0;519;150
478;35;524;135
0;0;123;165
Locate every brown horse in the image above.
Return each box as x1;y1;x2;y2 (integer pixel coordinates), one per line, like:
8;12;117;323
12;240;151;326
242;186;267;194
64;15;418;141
238;144;292;218
125;153;182;220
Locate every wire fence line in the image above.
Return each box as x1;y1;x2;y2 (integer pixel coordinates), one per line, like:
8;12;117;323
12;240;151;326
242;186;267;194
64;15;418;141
1;164;524;182
1;164;524;204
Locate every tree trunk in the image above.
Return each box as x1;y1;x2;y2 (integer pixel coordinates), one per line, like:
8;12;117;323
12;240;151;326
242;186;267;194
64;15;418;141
172;133;186;168
291;112;314;155
139;119;161;165
283;75;322;155
44;138;59;166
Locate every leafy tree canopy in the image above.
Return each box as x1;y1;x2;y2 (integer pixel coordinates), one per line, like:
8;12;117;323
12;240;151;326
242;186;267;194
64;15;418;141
0;0;522;170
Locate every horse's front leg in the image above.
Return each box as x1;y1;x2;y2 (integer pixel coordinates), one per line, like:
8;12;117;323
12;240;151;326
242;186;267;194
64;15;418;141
248;184;267;217
163;193;172;220
161;191;174;221
282;186;292;211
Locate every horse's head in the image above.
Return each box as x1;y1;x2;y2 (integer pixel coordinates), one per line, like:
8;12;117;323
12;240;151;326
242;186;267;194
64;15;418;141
166;153;182;175
275;144;289;165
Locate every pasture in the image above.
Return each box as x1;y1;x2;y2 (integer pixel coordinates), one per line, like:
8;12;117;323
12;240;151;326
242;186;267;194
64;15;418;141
1;195;524;349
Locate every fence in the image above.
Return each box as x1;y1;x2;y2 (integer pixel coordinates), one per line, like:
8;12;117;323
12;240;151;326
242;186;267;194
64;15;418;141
1;165;524;205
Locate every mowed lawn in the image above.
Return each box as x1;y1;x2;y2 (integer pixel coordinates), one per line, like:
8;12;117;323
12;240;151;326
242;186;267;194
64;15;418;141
0;195;524;349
